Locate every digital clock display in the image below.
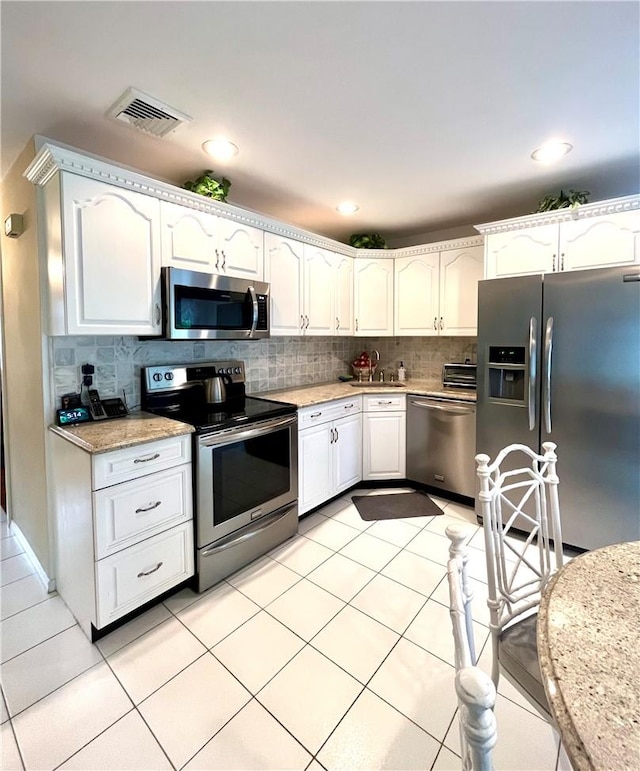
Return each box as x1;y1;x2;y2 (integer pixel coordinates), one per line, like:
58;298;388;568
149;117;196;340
57;407;91;426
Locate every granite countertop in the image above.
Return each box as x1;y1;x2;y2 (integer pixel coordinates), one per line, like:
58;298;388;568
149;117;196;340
255;379;477;408
50;411;194;454
537;540;640;771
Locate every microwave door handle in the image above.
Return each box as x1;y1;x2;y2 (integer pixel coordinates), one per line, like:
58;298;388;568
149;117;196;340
528;316;537;431
248;285;258;338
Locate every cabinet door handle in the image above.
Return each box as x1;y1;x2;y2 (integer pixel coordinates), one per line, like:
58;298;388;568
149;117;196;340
439;316;444;330
221;250;226;270
133;453;161;464
305;315;310;329
378;400;393;405
552;253;556;272
310;411;322;418
154;303;162;326
434;317;438;330
329;427;334;443
135;501;162;514
215;249;220;271
560;252;565;271
344;403;354;409
300;315;304;331
355;318;359;332
335;427;339;442
336;317;340;331
137;561;163;578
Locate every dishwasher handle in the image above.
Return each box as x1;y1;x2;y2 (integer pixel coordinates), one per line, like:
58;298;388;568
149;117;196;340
409;399;475;415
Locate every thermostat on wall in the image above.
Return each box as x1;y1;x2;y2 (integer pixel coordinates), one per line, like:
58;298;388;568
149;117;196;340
4;214;24;238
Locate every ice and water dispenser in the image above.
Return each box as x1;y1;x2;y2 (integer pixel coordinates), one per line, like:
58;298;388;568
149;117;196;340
487;347;527;404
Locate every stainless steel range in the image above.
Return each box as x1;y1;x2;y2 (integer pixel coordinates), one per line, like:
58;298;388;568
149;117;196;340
142;360;298;592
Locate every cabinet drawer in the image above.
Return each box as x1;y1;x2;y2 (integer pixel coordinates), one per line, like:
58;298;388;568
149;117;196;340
92;435;191;490
299;396;361;428
363;394;406;412
95;522;194;629
94;463;192;559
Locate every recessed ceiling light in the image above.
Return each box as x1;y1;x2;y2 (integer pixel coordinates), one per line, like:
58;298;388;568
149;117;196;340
336;201;360;215
531;140;573;164
202;138;239;162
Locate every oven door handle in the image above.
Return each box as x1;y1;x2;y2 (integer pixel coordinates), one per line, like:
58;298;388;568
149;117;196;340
248;285;258;338
198;414;297;448
200;503;297;557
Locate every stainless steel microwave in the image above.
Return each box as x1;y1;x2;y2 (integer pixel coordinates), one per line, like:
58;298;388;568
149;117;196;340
162;267;270;340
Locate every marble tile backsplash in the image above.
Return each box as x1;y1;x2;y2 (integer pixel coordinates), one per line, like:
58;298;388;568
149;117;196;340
49;335;477;410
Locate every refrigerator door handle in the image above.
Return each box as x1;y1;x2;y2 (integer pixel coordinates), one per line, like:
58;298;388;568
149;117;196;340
528;316;537;430
543;316;554;434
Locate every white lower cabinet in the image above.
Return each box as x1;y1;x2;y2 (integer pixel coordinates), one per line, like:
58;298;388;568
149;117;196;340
50;432;194;639
362;394;406;480
298;398;362;515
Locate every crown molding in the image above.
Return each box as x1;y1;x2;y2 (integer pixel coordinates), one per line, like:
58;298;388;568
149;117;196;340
23;139;485;259
475;194;640;235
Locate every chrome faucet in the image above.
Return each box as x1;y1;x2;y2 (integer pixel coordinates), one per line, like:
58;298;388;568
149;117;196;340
369;350;380;381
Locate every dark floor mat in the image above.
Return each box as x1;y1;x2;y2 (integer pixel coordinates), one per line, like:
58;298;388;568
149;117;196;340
351;491;445;522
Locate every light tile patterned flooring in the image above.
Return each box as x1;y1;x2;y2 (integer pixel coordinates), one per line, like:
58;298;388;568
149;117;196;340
0;492;575;770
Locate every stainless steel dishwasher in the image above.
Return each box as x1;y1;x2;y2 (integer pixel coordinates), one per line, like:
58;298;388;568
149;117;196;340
406;396;476;498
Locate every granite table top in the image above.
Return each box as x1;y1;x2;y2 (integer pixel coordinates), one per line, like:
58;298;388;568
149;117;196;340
537;540;640;771
50;412;194;454
254;379;477;408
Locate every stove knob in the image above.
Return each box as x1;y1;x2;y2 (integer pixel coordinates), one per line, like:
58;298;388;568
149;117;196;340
152;373;163;382
164;372;174;381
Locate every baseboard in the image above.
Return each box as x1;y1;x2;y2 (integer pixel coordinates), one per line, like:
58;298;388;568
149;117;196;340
9;521;56;593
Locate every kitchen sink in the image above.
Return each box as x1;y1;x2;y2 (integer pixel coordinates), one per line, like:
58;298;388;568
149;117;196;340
350;381;406;388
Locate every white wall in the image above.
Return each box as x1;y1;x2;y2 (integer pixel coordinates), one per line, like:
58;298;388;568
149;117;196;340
0;140;53;578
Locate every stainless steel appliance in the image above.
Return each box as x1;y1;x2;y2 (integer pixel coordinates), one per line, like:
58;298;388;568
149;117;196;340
407;395;477;499
142;360;298;592
162;268;270;340
477;266;640;551
442;362;477;389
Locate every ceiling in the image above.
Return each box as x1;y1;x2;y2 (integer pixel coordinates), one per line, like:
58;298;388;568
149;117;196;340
2;1;639;245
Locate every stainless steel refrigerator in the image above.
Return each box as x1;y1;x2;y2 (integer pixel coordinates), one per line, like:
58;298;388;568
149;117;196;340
476;265;640;551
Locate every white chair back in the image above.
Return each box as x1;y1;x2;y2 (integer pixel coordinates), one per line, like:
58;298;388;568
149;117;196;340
446;524;497;771
475;441;563;715
476;441;563;633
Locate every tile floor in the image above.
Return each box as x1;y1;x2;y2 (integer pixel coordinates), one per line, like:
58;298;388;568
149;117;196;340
0;491;575;770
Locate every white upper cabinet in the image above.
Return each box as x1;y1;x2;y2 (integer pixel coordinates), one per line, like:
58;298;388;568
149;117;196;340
161;201;264;280
560;211;640;271
394;254;440;335
304;246;335;335
55;174;162;336
265;233;305;335
218;219;264;280
479;197;640;279
393;243;483;336
267;236;354;337
484;224;557;278
334;255;354;335
160;202;219;272
439;246;484;335
354;258;394;336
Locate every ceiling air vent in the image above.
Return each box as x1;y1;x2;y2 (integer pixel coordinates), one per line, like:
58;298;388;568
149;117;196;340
107;87;192;138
